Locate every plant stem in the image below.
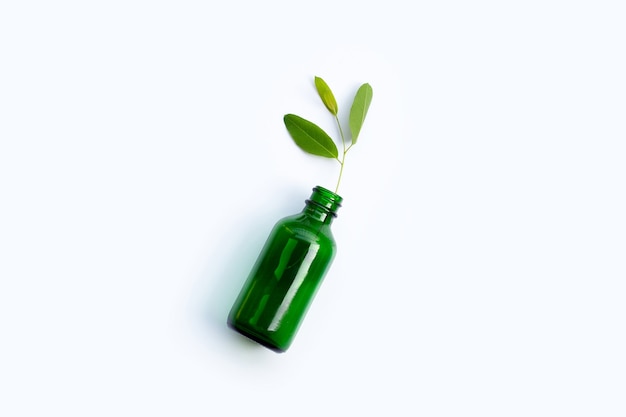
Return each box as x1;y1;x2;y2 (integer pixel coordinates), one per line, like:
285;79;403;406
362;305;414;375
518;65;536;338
335;157;345;194
334;116;349;194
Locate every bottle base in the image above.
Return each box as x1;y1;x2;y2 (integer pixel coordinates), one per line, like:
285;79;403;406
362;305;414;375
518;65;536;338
227;320;288;353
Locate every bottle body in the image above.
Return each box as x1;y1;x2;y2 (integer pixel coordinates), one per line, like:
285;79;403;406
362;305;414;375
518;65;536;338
228;186;341;352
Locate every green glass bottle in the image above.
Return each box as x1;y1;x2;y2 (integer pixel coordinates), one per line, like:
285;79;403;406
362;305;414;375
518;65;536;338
227;186;342;352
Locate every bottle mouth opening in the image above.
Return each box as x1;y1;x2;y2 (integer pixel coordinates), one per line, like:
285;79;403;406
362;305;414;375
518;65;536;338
312;186;343;201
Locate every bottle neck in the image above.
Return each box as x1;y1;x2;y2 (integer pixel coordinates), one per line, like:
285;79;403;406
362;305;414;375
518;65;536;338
303;186;343;224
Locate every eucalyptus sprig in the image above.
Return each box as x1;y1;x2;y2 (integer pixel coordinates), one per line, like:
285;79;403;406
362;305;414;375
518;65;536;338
283;76;373;194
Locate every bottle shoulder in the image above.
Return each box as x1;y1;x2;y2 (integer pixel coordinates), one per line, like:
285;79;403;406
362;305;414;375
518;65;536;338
273;213;336;246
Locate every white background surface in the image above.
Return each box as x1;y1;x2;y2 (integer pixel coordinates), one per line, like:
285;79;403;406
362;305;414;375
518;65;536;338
1;1;625;416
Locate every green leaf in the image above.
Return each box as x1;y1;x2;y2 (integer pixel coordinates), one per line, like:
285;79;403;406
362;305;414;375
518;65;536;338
314;76;338;116
349;83;373;144
283;114;339;159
